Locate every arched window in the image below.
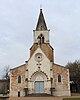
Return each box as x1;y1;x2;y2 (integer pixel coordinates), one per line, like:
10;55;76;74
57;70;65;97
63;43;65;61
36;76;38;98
38;36;41;44
18;75;21;83
58;74;61;82
37;34;44;44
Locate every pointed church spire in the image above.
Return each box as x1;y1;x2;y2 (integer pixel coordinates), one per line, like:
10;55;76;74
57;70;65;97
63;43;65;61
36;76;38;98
36;9;47;31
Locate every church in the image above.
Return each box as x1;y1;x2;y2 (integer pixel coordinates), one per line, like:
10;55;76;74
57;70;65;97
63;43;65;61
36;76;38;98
10;9;71;97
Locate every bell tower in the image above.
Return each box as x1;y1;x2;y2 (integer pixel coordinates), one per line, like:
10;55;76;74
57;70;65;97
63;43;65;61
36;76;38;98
30;9;54;62
34;9;50;44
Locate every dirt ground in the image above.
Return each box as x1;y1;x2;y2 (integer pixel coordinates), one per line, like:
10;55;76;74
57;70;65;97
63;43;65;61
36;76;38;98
8;96;80;100
9;97;63;100
0;95;80;100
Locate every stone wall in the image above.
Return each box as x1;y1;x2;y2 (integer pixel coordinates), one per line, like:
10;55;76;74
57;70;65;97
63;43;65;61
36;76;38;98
52;64;71;96
10;64;26;97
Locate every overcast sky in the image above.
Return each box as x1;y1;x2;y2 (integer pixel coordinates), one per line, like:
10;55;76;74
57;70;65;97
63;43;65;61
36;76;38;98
0;0;80;77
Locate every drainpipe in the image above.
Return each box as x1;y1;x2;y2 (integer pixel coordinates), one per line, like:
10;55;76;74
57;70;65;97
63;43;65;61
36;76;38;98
50;68;53;96
25;69;28;96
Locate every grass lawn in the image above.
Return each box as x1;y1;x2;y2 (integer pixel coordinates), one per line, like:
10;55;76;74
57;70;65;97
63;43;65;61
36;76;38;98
63;98;80;100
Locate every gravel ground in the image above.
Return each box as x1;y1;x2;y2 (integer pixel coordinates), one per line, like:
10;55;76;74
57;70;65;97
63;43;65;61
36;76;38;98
9;97;62;100
0;98;9;100
0;95;80;100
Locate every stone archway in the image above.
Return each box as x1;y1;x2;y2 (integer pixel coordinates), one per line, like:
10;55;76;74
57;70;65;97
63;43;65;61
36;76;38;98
30;71;48;94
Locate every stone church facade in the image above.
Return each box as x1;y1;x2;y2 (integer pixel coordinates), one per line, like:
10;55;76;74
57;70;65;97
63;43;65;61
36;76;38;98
10;9;71;97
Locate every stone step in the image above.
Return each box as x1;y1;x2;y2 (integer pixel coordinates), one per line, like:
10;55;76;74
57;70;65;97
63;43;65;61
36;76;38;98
27;93;52;97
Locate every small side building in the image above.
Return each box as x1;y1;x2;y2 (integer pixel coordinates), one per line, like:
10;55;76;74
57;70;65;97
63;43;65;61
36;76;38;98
0;79;9;95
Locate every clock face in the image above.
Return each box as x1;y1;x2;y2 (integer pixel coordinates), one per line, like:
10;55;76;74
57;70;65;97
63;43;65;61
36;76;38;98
35;53;43;62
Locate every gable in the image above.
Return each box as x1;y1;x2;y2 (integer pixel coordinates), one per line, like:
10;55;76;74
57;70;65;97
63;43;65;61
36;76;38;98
27;47;51;80
30;43;54;62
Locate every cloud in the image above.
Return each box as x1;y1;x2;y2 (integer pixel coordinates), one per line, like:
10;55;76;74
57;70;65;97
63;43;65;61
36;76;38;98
0;0;80;77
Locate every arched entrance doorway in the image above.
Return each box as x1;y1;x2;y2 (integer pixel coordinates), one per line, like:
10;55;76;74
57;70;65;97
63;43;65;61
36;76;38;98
30;71;48;94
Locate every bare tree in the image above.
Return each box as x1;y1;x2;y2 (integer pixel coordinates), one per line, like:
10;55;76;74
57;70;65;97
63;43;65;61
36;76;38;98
2;65;10;79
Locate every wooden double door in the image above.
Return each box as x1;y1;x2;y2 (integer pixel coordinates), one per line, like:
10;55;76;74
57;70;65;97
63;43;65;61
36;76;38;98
34;81;44;94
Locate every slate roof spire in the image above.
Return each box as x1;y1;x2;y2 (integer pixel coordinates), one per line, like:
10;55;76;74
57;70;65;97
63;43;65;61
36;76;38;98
36;9;47;31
